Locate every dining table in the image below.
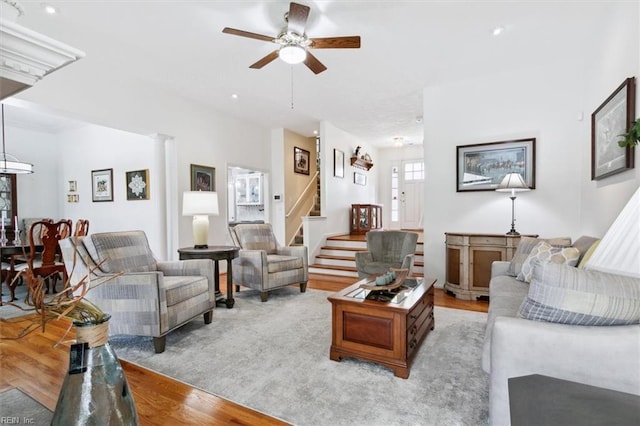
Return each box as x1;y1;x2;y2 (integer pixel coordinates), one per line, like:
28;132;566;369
0;243;43;305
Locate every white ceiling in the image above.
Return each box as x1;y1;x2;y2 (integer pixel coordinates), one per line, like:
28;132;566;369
2;1;618;147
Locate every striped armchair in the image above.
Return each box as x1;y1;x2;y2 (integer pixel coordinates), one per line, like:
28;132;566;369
229;223;308;302
59;231;216;353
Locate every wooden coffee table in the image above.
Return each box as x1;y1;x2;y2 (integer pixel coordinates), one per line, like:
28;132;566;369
328;277;436;379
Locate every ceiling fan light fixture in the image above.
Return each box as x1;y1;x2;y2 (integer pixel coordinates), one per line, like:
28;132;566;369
279;44;306;64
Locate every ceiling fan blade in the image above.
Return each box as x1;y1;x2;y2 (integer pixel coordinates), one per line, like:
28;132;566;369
310;36;361;49
287;2;310;35
249;50;280;69
304;51;327;74
222;27;274;43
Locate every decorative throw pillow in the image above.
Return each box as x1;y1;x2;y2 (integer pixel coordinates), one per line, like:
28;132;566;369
508;236;572;277
577;239;601;269
518;262;640;325
516;242;580;283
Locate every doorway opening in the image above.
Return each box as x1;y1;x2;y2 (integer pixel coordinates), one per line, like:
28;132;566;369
227;165;268;225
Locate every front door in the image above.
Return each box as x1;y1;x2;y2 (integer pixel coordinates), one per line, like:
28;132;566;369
399;160;424;230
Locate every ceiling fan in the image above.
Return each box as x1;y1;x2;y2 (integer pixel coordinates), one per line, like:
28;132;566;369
222;2;361;74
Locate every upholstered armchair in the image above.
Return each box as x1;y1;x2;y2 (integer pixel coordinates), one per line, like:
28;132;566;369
59;231;216;353
229;223;308;302
355;230;419;278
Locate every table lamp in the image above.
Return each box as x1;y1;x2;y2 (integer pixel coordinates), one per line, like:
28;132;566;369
495;173;530;235
182;191;219;248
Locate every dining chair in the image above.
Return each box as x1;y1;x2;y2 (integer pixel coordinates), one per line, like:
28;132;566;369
74;219;90;237
14;219;73;297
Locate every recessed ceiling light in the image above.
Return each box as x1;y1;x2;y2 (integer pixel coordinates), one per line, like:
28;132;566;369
492;27;504;36
42;3;57;14
393;137;404;148
231;93;238;99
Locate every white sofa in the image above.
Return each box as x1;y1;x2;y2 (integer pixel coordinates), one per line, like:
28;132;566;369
482;239;640;426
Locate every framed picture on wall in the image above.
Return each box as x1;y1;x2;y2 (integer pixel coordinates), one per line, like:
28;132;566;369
91;168;114;202
334;149;344;178
591;76;636;180
354;172;366;186
190;164;215;191
126;169;149;200
456;138;536;192
294;147;310;175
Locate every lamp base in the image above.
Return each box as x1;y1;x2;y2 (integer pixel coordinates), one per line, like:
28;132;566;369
506;230;520;236
193;244;208;249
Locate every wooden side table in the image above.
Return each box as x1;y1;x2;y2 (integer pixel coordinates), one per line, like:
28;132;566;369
178;246;239;309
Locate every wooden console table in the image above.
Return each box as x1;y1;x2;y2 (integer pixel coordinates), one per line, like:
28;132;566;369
350;204;382;234
444;233;537;300
328;277;436;378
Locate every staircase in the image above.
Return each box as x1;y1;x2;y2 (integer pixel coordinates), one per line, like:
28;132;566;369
309;231;425;278
293;173;321;245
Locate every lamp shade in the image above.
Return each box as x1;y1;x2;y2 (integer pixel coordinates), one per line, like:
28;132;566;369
182;191;219;216
495;173;530;193
279;44;306;64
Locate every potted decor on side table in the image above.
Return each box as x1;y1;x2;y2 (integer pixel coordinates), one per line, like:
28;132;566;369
618;118;640;147
11;243;138;426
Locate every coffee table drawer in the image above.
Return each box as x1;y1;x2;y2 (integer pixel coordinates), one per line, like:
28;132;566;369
407;306;434;358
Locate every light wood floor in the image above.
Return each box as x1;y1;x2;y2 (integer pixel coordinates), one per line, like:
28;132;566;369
0;273;487;425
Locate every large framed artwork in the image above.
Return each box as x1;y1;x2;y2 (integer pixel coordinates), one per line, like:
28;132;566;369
456;138;536;192
91;168;114;202
126;169;149;200
190;164;215;191
591;77;636;180
294;147;310;175
334;149;344;178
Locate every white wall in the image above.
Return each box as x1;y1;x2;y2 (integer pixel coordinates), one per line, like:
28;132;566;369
7;126;60;219
423;63;586;285
579;2;640;236
423;1;639;286
320;121;378;236
15;73;272;260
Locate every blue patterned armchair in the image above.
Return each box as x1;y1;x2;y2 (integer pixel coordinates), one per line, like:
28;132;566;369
59;231;216;353
229;223;308;302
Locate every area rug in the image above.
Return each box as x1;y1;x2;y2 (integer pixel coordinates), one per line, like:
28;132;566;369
110;287;489;426
0;388;52;425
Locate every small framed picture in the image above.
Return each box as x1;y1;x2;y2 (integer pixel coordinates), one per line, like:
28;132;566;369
354;172;366;186
91;168;113;202
294;147;310;175
191;164;215;191
334;149;344;178
126;169;149;200
68;180;77;192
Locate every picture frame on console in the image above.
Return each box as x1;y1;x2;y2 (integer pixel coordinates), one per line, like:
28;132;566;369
294;147;310;175
591;76;636;181
334;149;344;178
190;164;215;191
91;168;114;202
456;138;536;192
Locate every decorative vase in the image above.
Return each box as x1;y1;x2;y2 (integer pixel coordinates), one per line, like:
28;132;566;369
51;315;138;425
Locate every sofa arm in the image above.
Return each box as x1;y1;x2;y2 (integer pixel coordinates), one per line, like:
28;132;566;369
401;254;415;273
232;249;268;286
157;259;215;290
491;261;510;278
86;271;166;337
278;246;308;266
489;316;640;425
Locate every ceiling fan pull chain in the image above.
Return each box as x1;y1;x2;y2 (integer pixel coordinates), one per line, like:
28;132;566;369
290;66;295;110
